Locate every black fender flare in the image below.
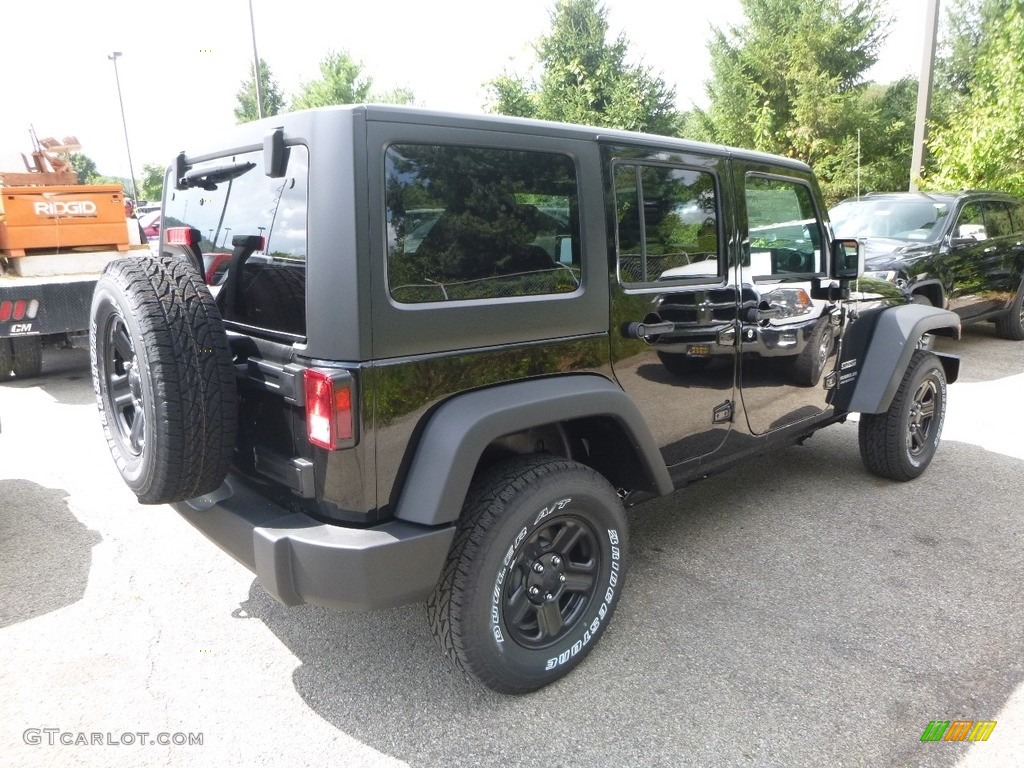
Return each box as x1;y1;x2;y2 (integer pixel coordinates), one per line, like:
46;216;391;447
844;304;961;415
393;374;673;526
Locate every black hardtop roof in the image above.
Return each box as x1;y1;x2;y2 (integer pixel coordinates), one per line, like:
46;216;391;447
181;104;812;174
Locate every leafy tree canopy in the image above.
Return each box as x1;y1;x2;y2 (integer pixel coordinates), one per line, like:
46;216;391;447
925;0;1024;195
234;58;287;124
139;163;165;204
485;0;679;136
69;153;99;184
291;50;415;110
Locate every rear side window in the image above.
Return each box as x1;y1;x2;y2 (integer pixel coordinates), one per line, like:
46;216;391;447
983;201;1013;238
614;163;721;285
163;146;309;337
384;144;581;304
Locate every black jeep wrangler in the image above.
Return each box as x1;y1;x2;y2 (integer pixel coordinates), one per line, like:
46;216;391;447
90;106;961;694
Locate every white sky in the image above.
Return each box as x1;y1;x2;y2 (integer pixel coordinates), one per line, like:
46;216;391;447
0;0;930;184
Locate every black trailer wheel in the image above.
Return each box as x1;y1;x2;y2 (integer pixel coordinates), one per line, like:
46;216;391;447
10;336;43;379
858;350;947;481
428;455;628;694
0;339;11;379
90;255;237;504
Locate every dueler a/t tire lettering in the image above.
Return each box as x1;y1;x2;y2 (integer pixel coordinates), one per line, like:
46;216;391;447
427;455;628;694
90;255;237;504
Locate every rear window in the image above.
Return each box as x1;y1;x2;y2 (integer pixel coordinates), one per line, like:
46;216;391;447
384;144;581;304
163;145;309;337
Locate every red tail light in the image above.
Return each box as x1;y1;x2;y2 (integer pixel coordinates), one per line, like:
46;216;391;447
165;226;195;246
0;300;40;322
304;369;356;450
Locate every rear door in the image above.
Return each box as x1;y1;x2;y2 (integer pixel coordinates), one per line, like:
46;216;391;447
605;144;739;469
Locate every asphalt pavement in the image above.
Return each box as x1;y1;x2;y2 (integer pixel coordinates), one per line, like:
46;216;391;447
0;325;1021;768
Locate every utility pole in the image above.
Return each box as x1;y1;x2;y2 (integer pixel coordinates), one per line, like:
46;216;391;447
910;0;941;191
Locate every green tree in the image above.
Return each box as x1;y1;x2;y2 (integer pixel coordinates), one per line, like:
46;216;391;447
485;0;679;135
69;153;99;184
139;163;165;204
234;58;287;123
291;50;415;110
925;0;1024;195
692;0;886;201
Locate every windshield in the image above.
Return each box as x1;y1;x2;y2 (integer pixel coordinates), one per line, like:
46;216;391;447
830;198;950;243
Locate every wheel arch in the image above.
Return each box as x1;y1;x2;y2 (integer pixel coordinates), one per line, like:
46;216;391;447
841;304;961;415
393;374;672;526
907;278;944;309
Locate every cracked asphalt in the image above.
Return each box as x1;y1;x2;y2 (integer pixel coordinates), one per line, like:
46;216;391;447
1;324;1021;768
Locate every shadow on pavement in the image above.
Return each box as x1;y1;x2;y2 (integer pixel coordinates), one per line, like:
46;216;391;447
0;345;95;406
230;431;1023;767
0;479;102;628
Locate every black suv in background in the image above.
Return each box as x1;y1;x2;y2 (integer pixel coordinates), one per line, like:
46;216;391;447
830;191;1024;340
89;107;962;694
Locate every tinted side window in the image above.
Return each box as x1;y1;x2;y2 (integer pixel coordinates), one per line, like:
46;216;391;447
614;163;721;285
955;202;986;240
983;201;1013;238
384;145;580;304
163;146;309;336
1012;202;1024;232
744;176;824;277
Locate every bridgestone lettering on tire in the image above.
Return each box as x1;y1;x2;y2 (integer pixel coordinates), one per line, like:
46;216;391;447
90;255;237;504
858;350;946;482
427;455;628;694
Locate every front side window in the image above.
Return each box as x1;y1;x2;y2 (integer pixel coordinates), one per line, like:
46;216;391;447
614;163;721;285
384;145;580;304
955;202;986;240
745;176;824;277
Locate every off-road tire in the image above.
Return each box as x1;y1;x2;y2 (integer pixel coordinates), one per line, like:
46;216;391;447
994;288;1024;341
90;255;237;504
858;350;946;481
792;317;833;386
427;455;628;694
10;336;43;379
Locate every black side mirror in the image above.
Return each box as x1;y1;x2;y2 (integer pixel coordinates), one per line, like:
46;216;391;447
830;238;862;280
264;127;289;178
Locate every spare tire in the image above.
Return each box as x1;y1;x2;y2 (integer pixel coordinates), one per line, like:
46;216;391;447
90;255;237;504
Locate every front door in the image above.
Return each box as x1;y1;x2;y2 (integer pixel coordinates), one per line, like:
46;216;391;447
732;165;839;435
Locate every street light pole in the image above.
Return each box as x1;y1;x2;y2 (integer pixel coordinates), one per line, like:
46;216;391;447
248;0;265;119
108;51;140;204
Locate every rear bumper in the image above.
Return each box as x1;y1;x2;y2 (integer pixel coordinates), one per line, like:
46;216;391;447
171;478;455;611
